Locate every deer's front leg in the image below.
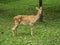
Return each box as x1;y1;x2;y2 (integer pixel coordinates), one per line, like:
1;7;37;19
30;24;34;36
31;27;33;36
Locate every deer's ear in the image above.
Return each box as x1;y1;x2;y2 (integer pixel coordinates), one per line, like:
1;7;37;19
36;7;39;10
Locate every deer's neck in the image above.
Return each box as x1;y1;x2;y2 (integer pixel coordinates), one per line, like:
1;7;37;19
36;12;41;20
36;8;42;20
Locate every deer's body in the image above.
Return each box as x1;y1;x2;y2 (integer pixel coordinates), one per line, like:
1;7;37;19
12;7;42;36
14;15;39;25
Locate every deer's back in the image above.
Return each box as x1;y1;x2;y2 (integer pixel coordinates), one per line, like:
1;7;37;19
14;15;37;25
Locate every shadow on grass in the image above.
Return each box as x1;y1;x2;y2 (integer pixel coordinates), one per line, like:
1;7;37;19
0;0;20;4
0;8;9;13
18;32;31;36
43;6;60;21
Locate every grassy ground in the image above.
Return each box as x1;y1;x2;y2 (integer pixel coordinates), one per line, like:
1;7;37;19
0;0;60;45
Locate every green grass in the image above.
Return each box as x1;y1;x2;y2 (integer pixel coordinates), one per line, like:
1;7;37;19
0;0;60;45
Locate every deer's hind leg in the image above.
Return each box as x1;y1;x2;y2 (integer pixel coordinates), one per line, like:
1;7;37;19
12;19;20;36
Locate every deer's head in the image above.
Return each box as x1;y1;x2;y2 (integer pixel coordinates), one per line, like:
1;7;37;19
36;7;42;14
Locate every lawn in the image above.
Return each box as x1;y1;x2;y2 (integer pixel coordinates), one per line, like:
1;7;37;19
0;0;60;45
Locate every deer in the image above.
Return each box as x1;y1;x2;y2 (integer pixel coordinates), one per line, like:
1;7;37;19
12;7;42;36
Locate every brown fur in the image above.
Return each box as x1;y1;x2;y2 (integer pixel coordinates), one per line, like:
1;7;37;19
12;7;42;36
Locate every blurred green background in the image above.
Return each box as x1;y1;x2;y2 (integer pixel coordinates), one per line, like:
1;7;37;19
0;0;60;45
